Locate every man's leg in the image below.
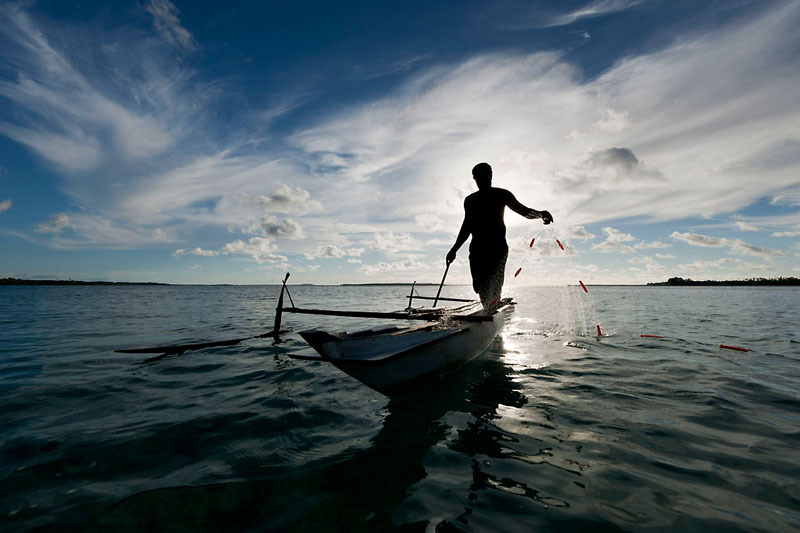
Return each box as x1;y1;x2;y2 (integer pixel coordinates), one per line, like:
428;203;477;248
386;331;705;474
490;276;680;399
477;252;507;309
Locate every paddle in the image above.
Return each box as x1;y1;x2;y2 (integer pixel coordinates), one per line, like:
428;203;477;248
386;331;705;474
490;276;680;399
432;262;451;308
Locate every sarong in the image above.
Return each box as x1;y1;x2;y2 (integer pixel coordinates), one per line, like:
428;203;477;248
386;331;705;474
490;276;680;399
469;249;508;309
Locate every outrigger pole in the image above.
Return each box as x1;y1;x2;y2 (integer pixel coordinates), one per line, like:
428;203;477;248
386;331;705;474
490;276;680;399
116;273;485;357
273;272;291;336
116;274;292;356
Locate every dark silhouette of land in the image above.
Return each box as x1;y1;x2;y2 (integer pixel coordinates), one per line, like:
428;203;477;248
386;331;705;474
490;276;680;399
0;278;168;286
648;277;800;286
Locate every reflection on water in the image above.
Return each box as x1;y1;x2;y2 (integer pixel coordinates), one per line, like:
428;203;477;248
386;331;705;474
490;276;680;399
96;338;525;530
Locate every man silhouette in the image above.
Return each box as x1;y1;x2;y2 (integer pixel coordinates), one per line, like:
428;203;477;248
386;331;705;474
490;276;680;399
446;162;553;309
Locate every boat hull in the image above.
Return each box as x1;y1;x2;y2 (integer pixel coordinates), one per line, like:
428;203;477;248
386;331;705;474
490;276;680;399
299;302;513;394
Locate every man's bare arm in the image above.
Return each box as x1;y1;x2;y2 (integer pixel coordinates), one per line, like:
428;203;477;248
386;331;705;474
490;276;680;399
506;191;553;224
446;216;471;264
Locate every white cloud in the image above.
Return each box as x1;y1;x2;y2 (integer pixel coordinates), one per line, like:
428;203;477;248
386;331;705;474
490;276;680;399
31;212;174;249
592;226;637;253
144;0;197;53
565;225;595;240
602;227;636;242
247;184;323;214
359;259;430;275
771;189;800;207
220;237;287;263
592;240;636;254
173;247;218;257
771;231;800;238
635;240;669;249
678;258;739;270
500;0;645;29
593;108;630;132
368;231;422;255
249;216;304;239
670;231;784;258
0;199;11;213
34;214;71;234
734;221;758;231
655;253;675;259
306;244;365;259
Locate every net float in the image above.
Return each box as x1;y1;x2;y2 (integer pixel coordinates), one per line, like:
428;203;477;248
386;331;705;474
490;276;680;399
556;239;564;250
579;280;588;293
529;237;535;247
640;334;663;338
596;324;602;336
514;267;522;277
720;344;748;352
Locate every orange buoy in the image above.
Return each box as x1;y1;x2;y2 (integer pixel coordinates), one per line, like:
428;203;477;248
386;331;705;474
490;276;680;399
640;334;663;338
514;267;522;277
556;239;564;250
720;344;748;352
579;280;588;293
596;324;602;336
529;237;535;247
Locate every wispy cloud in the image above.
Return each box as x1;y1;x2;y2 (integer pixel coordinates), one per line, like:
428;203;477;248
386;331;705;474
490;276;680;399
34;214;71;234
0;199;11;213
734;220;758;231
492;0;645;30
670;231;784;258
144;0;197;53
549;0;645;27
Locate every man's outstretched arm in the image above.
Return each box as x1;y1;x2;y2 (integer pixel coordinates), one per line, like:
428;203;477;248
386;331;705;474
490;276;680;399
505;191;553;224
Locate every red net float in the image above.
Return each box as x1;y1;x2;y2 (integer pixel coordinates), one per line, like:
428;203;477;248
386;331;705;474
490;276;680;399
556;239;564;250
579;280;588;293
720;344;748;352
596;324;602;336
529;237;536;247
514;267;522;277
640;334;663;338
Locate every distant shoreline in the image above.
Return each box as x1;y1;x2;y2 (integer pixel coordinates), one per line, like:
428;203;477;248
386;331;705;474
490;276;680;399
647;277;800;286
3;276;798;287
0;278;445;287
0;278;169;286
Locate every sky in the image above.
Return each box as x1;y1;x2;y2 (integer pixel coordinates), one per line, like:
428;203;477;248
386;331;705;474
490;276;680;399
0;0;799;285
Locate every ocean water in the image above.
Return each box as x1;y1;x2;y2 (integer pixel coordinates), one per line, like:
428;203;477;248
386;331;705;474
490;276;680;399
1;284;798;531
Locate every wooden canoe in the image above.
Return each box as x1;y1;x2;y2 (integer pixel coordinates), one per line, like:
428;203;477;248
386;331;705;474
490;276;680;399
288;299;514;394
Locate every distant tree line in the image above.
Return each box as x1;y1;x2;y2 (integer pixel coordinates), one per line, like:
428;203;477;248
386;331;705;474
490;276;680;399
0;278;168;286
648;277;800;286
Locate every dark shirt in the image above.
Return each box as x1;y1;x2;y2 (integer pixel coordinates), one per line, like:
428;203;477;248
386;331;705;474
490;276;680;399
465;187;514;256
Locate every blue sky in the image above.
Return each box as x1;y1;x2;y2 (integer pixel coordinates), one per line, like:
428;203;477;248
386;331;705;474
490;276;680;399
1;0;799;285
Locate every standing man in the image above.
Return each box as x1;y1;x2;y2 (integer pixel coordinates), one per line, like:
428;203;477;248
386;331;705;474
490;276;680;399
446;162;553;309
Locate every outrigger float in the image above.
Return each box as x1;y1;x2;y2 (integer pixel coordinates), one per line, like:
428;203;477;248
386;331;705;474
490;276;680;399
117;273;514;394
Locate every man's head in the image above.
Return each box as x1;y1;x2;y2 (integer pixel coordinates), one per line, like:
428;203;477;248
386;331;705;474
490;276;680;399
472;162;492;190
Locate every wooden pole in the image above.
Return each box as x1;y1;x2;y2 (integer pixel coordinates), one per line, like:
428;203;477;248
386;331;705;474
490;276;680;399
433;263;450;308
